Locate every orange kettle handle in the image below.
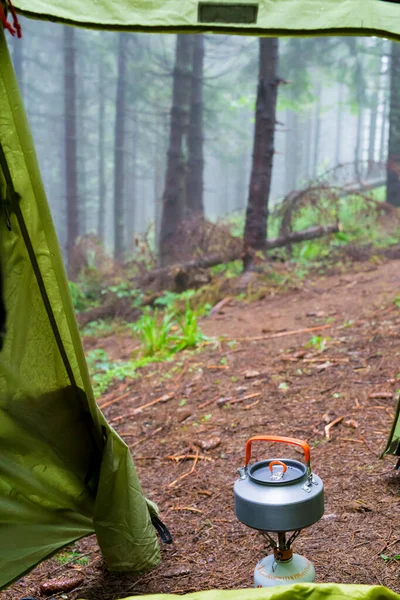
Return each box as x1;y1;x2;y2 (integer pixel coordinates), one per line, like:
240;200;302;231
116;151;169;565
245;435;311;469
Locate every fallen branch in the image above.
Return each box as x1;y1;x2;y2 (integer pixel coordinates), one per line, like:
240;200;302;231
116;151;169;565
139;224;340;287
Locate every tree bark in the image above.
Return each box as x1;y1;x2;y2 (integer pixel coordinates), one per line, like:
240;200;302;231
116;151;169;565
243;38;279;270
368;86;379;174
386;41;400;207
303;109;312;180
354;55;365;180
379;95;388;165
126;112;137;250
98;58;106;244
159;35;194;267
312;82;322;179
186;34;205;217
63;26;79;278
335;83;343;166
113;33;128;259
285;108;299;193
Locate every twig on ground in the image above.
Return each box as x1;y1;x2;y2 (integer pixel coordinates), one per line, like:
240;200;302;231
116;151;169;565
166;454;212;462
169;446;199;487
325;416;344;439
170;506;203;513
368;392;393;400
217;392;262;407
199;396;218;409
99;390;132;410
226;324;331;343
133;393;175;414
243;399;260;410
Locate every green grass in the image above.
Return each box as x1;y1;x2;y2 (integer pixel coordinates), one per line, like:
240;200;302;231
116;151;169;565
220;190;399;269
86;303;210;397
132;310;175;357
54;550;89;566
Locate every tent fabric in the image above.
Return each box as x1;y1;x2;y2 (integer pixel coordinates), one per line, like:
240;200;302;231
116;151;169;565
0;28;160;591
120;584;400;600
12;0;400;40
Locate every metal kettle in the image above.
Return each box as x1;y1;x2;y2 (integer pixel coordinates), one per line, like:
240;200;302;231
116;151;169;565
234;435;324;532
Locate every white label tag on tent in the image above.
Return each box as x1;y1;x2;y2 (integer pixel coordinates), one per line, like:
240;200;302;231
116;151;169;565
198;2;259;24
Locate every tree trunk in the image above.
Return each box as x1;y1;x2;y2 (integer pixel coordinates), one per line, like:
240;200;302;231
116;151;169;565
379;95;388;165
186;34;205;217
368;86;379;174
63;26;79;278
312;82;322;179
113;33;128;259
386;41;400;207
354;55;365;180
243;38;279;270
159;35;194;267
285;108;298;193
354;107;364;179
335;83;343;166
303;109;312;180
126;112;137;250
98;58;106;244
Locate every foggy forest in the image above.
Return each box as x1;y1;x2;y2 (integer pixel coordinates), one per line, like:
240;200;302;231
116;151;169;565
8;20;398;274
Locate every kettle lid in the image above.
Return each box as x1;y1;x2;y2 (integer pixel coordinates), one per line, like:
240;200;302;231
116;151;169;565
248;458;306;486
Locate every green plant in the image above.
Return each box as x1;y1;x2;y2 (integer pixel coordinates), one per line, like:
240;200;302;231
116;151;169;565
133;310;175;356
154;289;196;311
174;302;209;350
102;282;144;307
380;554;400;563
55;550;89;566
68;280;93;312
305;336;329;352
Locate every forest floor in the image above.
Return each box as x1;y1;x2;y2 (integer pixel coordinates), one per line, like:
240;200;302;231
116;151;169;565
4;255;400;600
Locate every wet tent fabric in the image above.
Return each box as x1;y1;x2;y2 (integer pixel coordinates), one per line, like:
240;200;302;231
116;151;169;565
121;585;400;600
0;29;159;590
11;0;400;40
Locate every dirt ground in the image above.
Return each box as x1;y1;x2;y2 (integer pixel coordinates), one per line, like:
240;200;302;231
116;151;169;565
4;258;400;600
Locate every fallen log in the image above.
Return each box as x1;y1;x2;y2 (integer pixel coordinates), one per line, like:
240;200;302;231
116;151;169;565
140;223;340;288
77;223;339;326
77;292;162;327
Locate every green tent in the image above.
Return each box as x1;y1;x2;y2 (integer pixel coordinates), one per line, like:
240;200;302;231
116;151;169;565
0;0;399;594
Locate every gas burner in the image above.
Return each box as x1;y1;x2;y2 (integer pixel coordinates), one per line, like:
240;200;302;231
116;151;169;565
234;435;324;588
